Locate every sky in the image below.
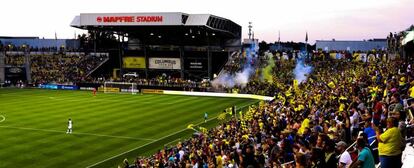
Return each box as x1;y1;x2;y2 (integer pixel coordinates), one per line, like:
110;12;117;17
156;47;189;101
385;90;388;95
0;0;413;44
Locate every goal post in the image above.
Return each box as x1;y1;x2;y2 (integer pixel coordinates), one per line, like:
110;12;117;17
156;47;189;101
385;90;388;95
103;82;138;94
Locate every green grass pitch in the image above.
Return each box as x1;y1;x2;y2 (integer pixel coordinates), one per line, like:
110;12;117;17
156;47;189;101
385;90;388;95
0;88;258;168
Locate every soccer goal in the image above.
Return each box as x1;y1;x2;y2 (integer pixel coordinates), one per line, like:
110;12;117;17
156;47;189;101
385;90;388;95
103;82;138;94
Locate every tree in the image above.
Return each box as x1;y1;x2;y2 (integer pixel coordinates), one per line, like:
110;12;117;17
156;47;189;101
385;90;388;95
259;40;269;52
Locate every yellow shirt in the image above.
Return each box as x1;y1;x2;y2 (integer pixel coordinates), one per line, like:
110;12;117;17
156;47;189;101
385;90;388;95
409;86;414;98
216;155;223;168
298;118;310;135
378;127;403;156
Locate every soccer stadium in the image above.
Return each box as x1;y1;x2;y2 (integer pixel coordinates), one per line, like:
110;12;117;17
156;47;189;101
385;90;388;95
2;2;414;168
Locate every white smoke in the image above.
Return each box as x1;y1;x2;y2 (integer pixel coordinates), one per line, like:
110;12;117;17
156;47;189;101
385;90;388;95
211;73;235;88
211;42;258;89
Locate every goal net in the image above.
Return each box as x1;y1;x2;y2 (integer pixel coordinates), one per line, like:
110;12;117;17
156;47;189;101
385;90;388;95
103;82;138;94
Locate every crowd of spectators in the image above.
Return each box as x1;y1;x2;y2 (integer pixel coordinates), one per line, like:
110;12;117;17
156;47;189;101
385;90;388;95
4;54;25;66
222;50;391;97
30;54;108;84
123;54;414;168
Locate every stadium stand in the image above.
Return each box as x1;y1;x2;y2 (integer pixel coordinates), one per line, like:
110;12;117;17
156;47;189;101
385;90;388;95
29;53;108;84
2;48;109;85
122;54;414;168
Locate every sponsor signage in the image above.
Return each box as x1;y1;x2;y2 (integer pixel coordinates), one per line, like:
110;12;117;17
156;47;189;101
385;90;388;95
184;59;207;70
142;89;163;94
98;87;120;92
96;16;163;23
148;58;181;70
59;85;79;90
7;67;23;74
80;13;182;26
80;87;96;91
123;57;146;69
5;67;26;80
39;84;58;90
39;84;79;90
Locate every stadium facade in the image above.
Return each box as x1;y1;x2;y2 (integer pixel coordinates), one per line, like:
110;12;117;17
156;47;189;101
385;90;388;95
316;39;387;52
70;12;242;80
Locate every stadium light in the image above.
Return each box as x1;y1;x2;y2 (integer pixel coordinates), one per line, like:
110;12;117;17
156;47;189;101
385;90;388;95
158;35;162;38
192;36;195;39
212;33;215;36
150;33;154;36
185;33;188;36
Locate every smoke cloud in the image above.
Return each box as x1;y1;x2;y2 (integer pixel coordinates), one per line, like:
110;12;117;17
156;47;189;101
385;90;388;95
262;52;275;83
293;53;313;83
211;42;258;88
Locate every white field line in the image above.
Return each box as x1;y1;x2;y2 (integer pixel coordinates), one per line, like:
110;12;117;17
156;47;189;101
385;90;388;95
85;116;219;168
0;115;5;122
47;97;177;104
0;125;155;141
1;94;178;105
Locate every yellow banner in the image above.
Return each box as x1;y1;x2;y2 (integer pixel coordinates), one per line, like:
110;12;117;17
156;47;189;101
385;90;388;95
98;87;120;92
123;57;146;69
142;89;163;94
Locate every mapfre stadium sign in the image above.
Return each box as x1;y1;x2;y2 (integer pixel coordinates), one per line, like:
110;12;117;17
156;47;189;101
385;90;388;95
79;13;181;26
96;16;163;23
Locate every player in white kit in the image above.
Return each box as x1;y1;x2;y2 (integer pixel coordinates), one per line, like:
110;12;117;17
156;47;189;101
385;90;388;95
67;118;73;134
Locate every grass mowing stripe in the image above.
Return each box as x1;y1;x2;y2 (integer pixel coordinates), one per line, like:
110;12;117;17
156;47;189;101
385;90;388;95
90;99;260;168
0;125;156;141
84;97;209;138
86;113;221;168
0;89;257;168
72;95;181;134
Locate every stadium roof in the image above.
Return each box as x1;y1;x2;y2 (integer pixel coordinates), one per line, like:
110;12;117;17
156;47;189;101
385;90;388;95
0;36;39;39
70;12;241;38
315;40;387;52
402;31;414;46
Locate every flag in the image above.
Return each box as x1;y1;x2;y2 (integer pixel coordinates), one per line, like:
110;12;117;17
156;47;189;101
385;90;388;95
239;111;243;120
328;81;335;88
293;79;299;90
305;32;308;42
226;107;232;115
218;113;226;120
187;124;195;130
199;126;208;134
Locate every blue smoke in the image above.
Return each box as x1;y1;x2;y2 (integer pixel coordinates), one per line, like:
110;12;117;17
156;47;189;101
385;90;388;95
294;52;313;84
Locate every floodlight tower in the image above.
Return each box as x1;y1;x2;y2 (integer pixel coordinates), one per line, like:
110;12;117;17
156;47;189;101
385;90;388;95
248;22;252;40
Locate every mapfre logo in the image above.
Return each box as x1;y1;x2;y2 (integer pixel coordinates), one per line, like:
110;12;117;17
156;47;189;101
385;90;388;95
96;17;102;22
